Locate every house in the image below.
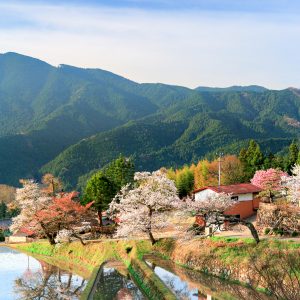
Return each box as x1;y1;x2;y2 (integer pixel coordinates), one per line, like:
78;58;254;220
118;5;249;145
6;228;35;243
0;218;12;231
193;183;262;219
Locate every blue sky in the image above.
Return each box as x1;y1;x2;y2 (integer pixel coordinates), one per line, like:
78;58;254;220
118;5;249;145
1;0;300;89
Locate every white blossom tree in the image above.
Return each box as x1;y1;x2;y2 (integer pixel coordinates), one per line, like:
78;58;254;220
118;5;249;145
185;193;260;244
281;164;300;206
10;180;52;234
109;170;181;244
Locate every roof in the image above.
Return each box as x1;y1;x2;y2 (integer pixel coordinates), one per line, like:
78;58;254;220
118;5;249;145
193;183;262;195
0;219;12;228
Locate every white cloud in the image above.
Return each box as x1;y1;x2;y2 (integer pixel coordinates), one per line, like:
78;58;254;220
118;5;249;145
0;1;300;88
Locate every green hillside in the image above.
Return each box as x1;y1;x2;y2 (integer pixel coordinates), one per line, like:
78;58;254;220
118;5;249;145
1;52;300;188
43;89;300;189
0;52;158;185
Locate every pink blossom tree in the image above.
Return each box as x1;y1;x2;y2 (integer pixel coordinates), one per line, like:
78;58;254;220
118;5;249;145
11;181;93;244
109;170;181;244
281;164;300;206
251;168;288;200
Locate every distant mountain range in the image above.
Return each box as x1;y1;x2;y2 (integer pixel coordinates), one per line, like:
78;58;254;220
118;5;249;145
0;52;299;189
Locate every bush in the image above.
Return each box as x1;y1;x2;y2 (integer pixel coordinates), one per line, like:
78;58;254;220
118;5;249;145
292;231;299;237
264;228;271;235
0;231;5;242
274;228;284;236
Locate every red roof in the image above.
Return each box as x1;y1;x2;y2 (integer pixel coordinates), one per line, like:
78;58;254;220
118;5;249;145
194;183;262;195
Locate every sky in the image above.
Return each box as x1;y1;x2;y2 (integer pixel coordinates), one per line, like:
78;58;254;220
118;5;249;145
0;0;300;89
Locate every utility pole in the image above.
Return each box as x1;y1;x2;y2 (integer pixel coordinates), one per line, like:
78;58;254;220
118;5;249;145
217;152;224;189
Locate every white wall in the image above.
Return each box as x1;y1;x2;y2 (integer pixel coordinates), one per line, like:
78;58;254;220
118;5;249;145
195;189;217;201
237;193;253;201
195;189;253;201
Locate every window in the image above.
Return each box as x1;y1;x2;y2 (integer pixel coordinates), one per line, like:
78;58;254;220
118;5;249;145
231;196;239;201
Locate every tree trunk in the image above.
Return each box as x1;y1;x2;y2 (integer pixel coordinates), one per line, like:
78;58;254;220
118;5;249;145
148;208;156;245
239;219;260;244
97;209;103;227
40;222;56;245
148;230;156;245
72;232;86;245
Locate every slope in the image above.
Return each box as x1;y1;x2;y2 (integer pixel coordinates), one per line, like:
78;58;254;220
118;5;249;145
42;88;300;189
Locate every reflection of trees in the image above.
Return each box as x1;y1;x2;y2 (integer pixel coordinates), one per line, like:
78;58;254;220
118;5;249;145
14;259;86;300
145;255;273;300
93;267;144;300
161;274;190;299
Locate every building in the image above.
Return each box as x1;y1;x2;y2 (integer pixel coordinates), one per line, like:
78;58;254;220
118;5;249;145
0;218;12;231
193;183;262;219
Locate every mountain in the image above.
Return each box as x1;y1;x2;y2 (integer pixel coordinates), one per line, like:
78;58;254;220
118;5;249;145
0;52;299;188
0;52;158;184
196;85;268;93
42;89;300;189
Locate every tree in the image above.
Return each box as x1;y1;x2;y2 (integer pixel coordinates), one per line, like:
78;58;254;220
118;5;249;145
239;140;264;180
10;180;92;244
175;166;194;198
222;155;245;185
0;201;7;219
109;171;181;244
282;164;300;206
287;141;299;172
84;172;116;226
10;180;52;239
103;155;135;191
251;168;288;201
185;193;260;244
34;193;93;245
41;173;62;196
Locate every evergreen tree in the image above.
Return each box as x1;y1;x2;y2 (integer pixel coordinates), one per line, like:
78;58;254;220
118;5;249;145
0;201;7;219
297;151;300;166
83;156;134;226
103;155;135;191
175;166;194;198
84;172;116;226
239;140;264;180
287;141;299;172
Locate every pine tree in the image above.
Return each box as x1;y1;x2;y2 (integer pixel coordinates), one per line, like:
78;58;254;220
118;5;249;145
0;201;7;219
84;172;116;226
103;155;135;191
287;141;299;172
239;140;264;180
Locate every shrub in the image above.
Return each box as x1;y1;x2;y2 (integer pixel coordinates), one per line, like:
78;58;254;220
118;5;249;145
292;231;299;237
264;228;271;235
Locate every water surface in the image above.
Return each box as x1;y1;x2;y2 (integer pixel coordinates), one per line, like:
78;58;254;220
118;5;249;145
0;246;86;300
145;255;274;300
92;260;145;300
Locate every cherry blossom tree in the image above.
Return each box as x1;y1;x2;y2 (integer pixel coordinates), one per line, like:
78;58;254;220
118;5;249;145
109;170;181;244
11;181;93;244
185;193;260;244
251;168;287;201
33;193;93;244
282;164;300;206
10;180;52;237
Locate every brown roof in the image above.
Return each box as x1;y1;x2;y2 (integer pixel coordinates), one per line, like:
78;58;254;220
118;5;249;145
194;183;262;195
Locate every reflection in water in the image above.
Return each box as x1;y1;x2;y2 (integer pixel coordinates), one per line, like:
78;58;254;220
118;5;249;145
14;265;86;300
145;255;275;300
93;261;145;300
0;246;86;300
146;261;197;300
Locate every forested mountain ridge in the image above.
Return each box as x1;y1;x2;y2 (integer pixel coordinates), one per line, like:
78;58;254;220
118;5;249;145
43;89;300;189
0;52;158;184
0;52;300;187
